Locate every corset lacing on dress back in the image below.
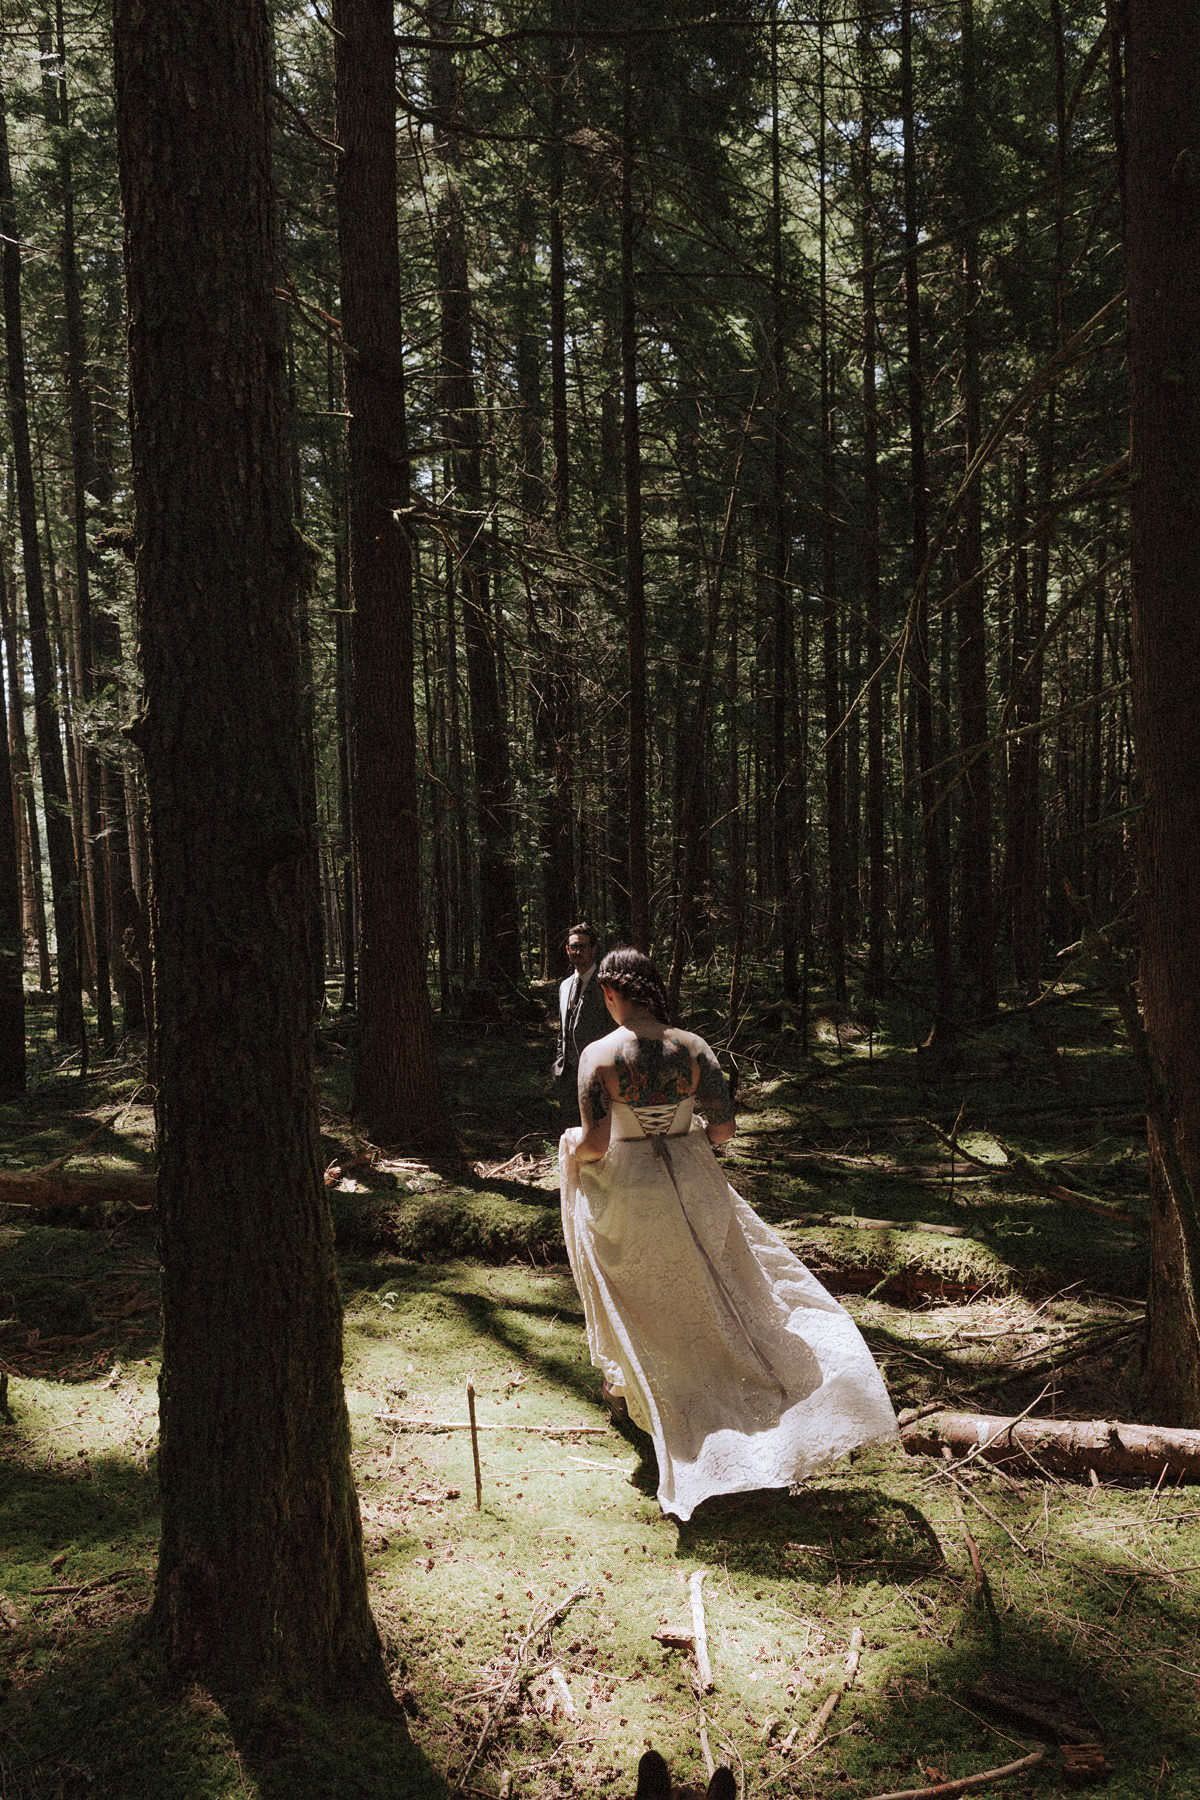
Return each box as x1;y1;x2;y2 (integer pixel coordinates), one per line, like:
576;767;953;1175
611;1098;693;1140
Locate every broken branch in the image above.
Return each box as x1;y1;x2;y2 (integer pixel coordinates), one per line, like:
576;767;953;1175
689;1568;713;1693
856;1747;1046;1800
375;1413;606;1438
791;1626;864;1755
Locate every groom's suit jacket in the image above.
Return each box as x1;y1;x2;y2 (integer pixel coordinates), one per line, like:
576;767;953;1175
553;968;609;1082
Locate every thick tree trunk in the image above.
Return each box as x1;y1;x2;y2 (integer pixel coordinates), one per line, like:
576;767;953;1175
114;0;391;1703
1126;0;1200;1420
336;0;450;1147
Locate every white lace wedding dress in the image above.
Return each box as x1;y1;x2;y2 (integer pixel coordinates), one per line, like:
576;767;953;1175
560;1098;899;1521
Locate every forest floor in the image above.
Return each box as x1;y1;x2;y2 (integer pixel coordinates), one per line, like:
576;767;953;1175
2;977;1197;1800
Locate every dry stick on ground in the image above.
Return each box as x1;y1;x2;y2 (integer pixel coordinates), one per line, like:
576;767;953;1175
28;1567;139;1597
689;1569;714;1692
940;1467;1035;1560
921;1118;1135;1223
948;1320;1144;1410
466;1384;483;1509
793;1209;972;1236
782;1625;865;1756
375;1414;607;1438
856;1746;1048;1800
545;1664;576;1720
456;1583;590;1793
942;1449;988;1592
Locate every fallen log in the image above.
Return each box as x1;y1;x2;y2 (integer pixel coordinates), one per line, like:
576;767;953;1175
0;1170;156;1212
901;1409;1200;1482
795;1211;971;1238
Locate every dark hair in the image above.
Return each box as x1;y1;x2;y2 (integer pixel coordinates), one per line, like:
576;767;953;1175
566;920;598;946
596;947;669;1024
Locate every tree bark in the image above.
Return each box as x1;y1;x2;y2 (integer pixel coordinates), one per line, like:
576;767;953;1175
114;0;392;1703
1126;0;1200;1420
336;0;450;1147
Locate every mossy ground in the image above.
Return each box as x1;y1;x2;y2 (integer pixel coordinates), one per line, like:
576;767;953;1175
2;983;1197;1797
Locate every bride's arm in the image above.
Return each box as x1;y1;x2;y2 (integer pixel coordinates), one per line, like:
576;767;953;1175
574;1047;614;1162
694;1039;736;1145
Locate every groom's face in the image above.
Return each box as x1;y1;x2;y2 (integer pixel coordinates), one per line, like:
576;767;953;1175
566;933;595;975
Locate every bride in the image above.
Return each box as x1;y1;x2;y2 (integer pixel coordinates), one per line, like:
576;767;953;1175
558;948;898;1522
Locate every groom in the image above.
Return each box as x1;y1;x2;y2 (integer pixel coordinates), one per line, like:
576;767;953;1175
553;922;609;1124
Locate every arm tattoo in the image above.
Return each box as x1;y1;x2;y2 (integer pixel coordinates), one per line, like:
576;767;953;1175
695;1044;734;1126
581;1069;610;1125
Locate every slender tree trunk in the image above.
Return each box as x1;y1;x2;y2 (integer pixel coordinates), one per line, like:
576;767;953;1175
542;0;578;966
0;75;83;1045
114;0;391;1701
954;0;996;1018
336;0;450;1146
858;0;886;1003
429;0;523;993
817;0;846;1006
769;5;798;1009
0;556;24;1094
45;1;114;1047
1126;0;1200;1420
901;0;954;1058
0;555;51;992
621;44;649;954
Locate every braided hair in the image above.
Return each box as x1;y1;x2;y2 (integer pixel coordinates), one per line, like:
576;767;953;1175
596;948;670;1024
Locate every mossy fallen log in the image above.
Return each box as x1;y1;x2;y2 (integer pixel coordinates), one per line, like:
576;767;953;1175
0;1170;155;1211
901;1407;1200;1482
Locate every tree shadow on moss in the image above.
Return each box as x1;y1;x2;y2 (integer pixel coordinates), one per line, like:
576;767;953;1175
4;1609;452;1800
677;1467;944;1583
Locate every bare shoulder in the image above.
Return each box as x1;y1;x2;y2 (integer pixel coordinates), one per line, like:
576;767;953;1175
578;1027;625;1076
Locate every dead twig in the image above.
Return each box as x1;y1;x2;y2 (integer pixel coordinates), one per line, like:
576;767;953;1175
689;1568;714;1693
455;1584;589;1793
375;1414;606;1438
785;1626;865;1756
467;1383;483;1510
855;1746;1047;1799
29;1567;139;1597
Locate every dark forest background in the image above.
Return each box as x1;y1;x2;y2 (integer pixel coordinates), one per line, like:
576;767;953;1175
1;0;1133;1068
6;0;1200;1769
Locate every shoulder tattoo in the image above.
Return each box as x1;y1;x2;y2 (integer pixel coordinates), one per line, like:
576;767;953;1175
694;1044;734;1126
